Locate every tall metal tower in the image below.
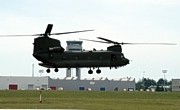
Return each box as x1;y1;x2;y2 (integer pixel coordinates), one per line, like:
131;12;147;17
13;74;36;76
66;41;83;79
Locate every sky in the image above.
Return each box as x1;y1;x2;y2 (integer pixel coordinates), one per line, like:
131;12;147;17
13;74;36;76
0;0;179;81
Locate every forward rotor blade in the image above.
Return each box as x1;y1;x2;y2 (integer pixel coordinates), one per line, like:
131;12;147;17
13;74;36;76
79;38;110;44
109;42;177;45
51;30;94;35
123;43;177;45
97;37;121;44
97;37;176;45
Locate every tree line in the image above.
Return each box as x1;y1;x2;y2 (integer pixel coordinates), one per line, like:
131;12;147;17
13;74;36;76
136;78;172;91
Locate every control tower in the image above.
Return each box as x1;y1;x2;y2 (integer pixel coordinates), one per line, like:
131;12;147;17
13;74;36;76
66;41;83;79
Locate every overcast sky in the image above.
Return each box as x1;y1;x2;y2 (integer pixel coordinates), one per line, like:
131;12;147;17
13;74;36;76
0;0;179;81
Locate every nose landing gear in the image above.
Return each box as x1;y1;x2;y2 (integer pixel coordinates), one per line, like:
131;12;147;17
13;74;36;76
46;68;59;73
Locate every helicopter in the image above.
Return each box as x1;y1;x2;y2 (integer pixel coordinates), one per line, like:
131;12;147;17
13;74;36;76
0;24;176;74
32;24;130;74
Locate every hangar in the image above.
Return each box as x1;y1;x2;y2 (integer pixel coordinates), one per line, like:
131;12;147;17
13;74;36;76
0;76;135;91
49;77;135;91
0;76;48;90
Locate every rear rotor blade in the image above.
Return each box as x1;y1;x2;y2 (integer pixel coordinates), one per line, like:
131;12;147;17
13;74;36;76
0;24;54;37
0;29;94;37
51;30;94;35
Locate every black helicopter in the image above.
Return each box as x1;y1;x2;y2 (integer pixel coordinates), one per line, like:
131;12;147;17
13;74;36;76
0;24;176;74
33;24;130;74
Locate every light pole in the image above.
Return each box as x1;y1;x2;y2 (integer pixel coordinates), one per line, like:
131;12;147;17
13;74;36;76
32;63;34;77
162;70;167;92
143;71;145;90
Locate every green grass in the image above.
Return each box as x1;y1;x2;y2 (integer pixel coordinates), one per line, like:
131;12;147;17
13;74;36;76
0;90;180;109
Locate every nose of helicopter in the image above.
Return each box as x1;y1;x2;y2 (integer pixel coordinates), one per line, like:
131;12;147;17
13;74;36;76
126;59;130;64
124;58;130;65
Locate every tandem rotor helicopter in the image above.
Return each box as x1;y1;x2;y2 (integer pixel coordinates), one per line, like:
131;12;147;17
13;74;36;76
0;24;176;74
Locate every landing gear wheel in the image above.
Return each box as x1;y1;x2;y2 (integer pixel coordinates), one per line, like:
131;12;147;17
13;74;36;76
88;69;93;74
96;69;101;74
46;69;50;73
54;68;59;72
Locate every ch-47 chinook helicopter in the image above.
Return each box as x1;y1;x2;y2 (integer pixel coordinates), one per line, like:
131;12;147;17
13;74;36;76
0;24;176;74
32;24;130;74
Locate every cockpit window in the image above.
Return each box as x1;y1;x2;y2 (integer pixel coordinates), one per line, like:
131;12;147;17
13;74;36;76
111;54;117;61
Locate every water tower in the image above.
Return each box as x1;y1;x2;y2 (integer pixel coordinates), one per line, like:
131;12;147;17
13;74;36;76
66;41;83;79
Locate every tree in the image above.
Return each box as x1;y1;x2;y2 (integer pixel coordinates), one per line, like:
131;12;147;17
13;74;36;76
136;78;156;90
136;79;144;90
156;78;169;92
136;78;172;91
143;78;156;90
157;78;167;86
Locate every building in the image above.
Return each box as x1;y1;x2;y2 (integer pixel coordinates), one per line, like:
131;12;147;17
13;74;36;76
0;76;48;90
0;76;135;91
172;79;180;92
49;77;135;91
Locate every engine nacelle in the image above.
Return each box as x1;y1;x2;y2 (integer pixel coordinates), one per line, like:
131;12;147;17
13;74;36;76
107;45;122;52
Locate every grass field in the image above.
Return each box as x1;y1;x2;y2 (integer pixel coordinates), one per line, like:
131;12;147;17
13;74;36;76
0;90;180;110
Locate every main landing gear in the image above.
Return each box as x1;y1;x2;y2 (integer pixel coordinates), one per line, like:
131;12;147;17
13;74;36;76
46;68;59;73
46;68;101;74
88;69;93;74
88;68;101;74
46;69;50;73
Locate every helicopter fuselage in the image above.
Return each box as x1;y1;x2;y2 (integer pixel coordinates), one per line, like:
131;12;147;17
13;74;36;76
33;36;129;73
35;50;129;68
